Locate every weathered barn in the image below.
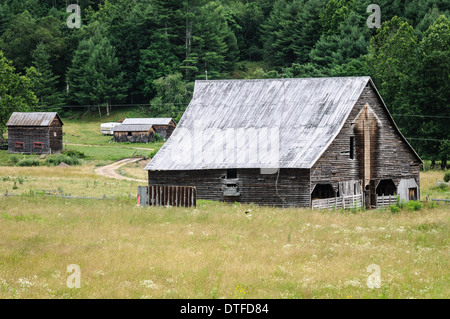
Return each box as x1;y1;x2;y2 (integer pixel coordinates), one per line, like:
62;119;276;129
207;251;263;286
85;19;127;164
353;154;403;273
122;118;176;139
113;124;155;143
7;112;63;154
145;77;422;209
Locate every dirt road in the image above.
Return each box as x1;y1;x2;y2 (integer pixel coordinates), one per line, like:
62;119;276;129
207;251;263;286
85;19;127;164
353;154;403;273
67;143;155;151
94;157;147;183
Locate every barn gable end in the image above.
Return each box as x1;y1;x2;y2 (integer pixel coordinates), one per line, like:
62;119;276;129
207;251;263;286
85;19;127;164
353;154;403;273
311;81;422;207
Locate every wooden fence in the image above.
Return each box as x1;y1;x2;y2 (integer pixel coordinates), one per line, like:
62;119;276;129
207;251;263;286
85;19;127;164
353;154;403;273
139;185;197;207
376;195;398;208
311;194;363;210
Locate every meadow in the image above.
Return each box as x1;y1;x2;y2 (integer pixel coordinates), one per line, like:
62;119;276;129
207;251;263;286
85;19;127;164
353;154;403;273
0;164;448;299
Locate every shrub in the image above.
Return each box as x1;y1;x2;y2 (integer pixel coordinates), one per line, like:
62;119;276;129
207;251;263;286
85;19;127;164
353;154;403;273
17;158;40;166
12;182;18;190
435;183;448;192
406;200;423;211
390;204;400;213
9;155;19;165
149;149;159;158
45;155;80;166
63;149;86;159
154;133;164;143
444;172;450;183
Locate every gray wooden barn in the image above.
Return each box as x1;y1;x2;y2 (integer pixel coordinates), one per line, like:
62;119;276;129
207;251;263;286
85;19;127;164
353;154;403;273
113;124;155;143
121;118;176;139
145;77;422;209
7;112;63;154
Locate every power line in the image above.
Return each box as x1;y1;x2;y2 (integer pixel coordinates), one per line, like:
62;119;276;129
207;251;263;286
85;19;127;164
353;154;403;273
393;114;450;119
406;137;449;142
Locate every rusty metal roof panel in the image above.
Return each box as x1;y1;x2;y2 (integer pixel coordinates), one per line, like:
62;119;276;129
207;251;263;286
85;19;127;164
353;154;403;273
113;124;154;132
122;118;174;126
145;77;371;171
6;112;62;126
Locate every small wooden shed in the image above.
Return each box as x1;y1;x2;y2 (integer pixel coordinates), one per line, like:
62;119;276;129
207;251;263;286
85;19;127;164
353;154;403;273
113;124;155;143
145;77;422;209
122;118;176;139
7;112;63;154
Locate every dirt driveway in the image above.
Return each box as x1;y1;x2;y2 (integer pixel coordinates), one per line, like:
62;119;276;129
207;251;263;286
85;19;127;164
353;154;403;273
94;157;147;183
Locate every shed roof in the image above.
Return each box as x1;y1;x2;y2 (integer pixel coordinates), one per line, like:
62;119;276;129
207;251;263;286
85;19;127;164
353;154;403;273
122;118;174;126
145;76;419;171
113;124;154;132
6;112;63;127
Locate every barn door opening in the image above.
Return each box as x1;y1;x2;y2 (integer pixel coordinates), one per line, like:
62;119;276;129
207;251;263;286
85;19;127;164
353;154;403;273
311;184;335;200
376;179;397;196
409;188;417;201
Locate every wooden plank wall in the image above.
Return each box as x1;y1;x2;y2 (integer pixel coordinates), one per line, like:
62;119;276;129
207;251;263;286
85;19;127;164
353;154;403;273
114;131;155;143
148;168;311;207
311;83;421;196
8;126;50;154
49;117;63;153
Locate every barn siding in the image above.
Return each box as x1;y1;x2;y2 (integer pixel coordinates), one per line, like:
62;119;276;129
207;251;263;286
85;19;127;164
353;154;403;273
49;117;63;152
148;168;310;207
114;131;155;143
8;126;50;154
311;83;421;196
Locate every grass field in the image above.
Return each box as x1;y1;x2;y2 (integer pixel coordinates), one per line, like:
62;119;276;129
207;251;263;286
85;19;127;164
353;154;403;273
0;166;448;299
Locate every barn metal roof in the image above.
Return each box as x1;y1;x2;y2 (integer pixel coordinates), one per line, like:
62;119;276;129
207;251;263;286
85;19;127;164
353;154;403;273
122;118;174;126
113;124;154;132
145;76;415;171
6;112;63;126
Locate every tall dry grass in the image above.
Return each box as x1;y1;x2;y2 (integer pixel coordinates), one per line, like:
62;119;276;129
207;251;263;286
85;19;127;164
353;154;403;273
0;195;448;299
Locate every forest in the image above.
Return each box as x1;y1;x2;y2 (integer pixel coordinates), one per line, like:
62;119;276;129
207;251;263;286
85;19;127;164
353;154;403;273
0;0;448;167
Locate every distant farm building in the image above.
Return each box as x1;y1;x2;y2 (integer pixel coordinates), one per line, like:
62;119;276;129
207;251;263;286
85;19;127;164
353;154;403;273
113;124;155;143
121;118;176;139
100;122;121;135
145;77;422;209
7;112;63;154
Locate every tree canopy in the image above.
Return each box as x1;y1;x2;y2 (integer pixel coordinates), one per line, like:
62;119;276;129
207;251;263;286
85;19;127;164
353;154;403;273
0;0;448;165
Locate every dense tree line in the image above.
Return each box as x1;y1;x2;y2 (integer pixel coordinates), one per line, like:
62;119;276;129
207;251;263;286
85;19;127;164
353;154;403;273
0;0;448;166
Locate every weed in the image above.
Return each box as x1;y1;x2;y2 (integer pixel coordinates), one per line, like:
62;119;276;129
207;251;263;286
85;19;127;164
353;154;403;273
9;155;19;165
18;158;40;167
406;200;423;211
17;176;24;184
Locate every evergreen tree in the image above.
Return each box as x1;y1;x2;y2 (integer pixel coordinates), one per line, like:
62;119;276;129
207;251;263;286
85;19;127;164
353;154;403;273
30;43;64;110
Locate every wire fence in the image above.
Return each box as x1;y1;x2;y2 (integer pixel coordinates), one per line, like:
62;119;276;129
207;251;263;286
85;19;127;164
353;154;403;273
1;189;135;201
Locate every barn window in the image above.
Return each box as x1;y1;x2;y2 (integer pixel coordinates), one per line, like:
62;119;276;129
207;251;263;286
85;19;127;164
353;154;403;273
33;142;43;149
15;142;24;149
227;169;237;179
127;132;132;136
350;136;355;159
311;184;335;199
376;179;396;196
